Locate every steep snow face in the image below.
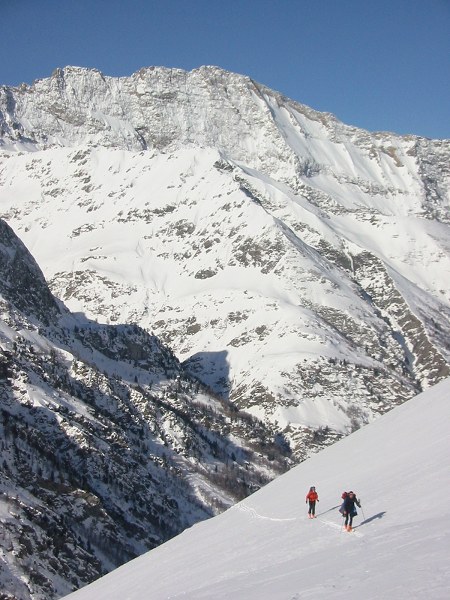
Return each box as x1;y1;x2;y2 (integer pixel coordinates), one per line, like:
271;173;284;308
62;378;450;600
0;66;449;453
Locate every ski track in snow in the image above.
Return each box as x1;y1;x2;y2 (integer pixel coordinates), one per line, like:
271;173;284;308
235;502;364;537
316;517;364;537
233;502;298;522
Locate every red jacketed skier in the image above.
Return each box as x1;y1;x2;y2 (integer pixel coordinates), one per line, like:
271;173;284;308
341;491;361;531
305;486;319;518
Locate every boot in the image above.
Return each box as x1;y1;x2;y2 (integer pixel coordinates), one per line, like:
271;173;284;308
347;525;352;532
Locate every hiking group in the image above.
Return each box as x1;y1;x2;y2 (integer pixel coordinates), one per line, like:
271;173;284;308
305;487;362;531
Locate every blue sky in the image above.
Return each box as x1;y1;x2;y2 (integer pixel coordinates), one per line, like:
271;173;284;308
1;0;449;138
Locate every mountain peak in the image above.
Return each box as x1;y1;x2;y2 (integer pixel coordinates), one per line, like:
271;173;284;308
1;65;449;450
1;63;345;158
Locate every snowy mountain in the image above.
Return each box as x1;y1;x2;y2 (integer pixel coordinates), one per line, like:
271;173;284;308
1;66;449;460
62;376;450;600
0;218;289;600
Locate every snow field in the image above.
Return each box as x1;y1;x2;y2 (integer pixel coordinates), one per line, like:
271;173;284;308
63;378;450;600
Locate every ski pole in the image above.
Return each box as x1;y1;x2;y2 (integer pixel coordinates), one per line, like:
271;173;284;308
360;499;366;521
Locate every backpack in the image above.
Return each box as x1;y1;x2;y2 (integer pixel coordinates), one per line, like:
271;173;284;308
339;491;359;515
342;490;358;499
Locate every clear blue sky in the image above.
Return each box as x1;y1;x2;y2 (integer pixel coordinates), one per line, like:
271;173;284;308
2;0;449;138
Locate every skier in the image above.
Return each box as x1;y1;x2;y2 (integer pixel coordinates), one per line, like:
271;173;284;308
305;486;319;518
340;490;361;531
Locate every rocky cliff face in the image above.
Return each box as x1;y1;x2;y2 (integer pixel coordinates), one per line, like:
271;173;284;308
1;66;449;207
0;218;289;599
0;219;60;325
1;65;449;453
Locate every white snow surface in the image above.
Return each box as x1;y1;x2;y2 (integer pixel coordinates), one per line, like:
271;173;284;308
63;378;450;600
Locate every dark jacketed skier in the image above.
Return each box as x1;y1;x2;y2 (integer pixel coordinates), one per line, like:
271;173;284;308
305;486;319;518
340;490;361;531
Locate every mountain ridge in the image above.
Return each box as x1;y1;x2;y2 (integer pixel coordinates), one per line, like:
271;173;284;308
1;64;449;450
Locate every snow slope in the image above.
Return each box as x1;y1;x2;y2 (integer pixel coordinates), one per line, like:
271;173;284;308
63;378;450;600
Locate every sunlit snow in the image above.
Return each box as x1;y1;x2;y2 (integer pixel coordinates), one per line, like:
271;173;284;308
64;378;450;600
